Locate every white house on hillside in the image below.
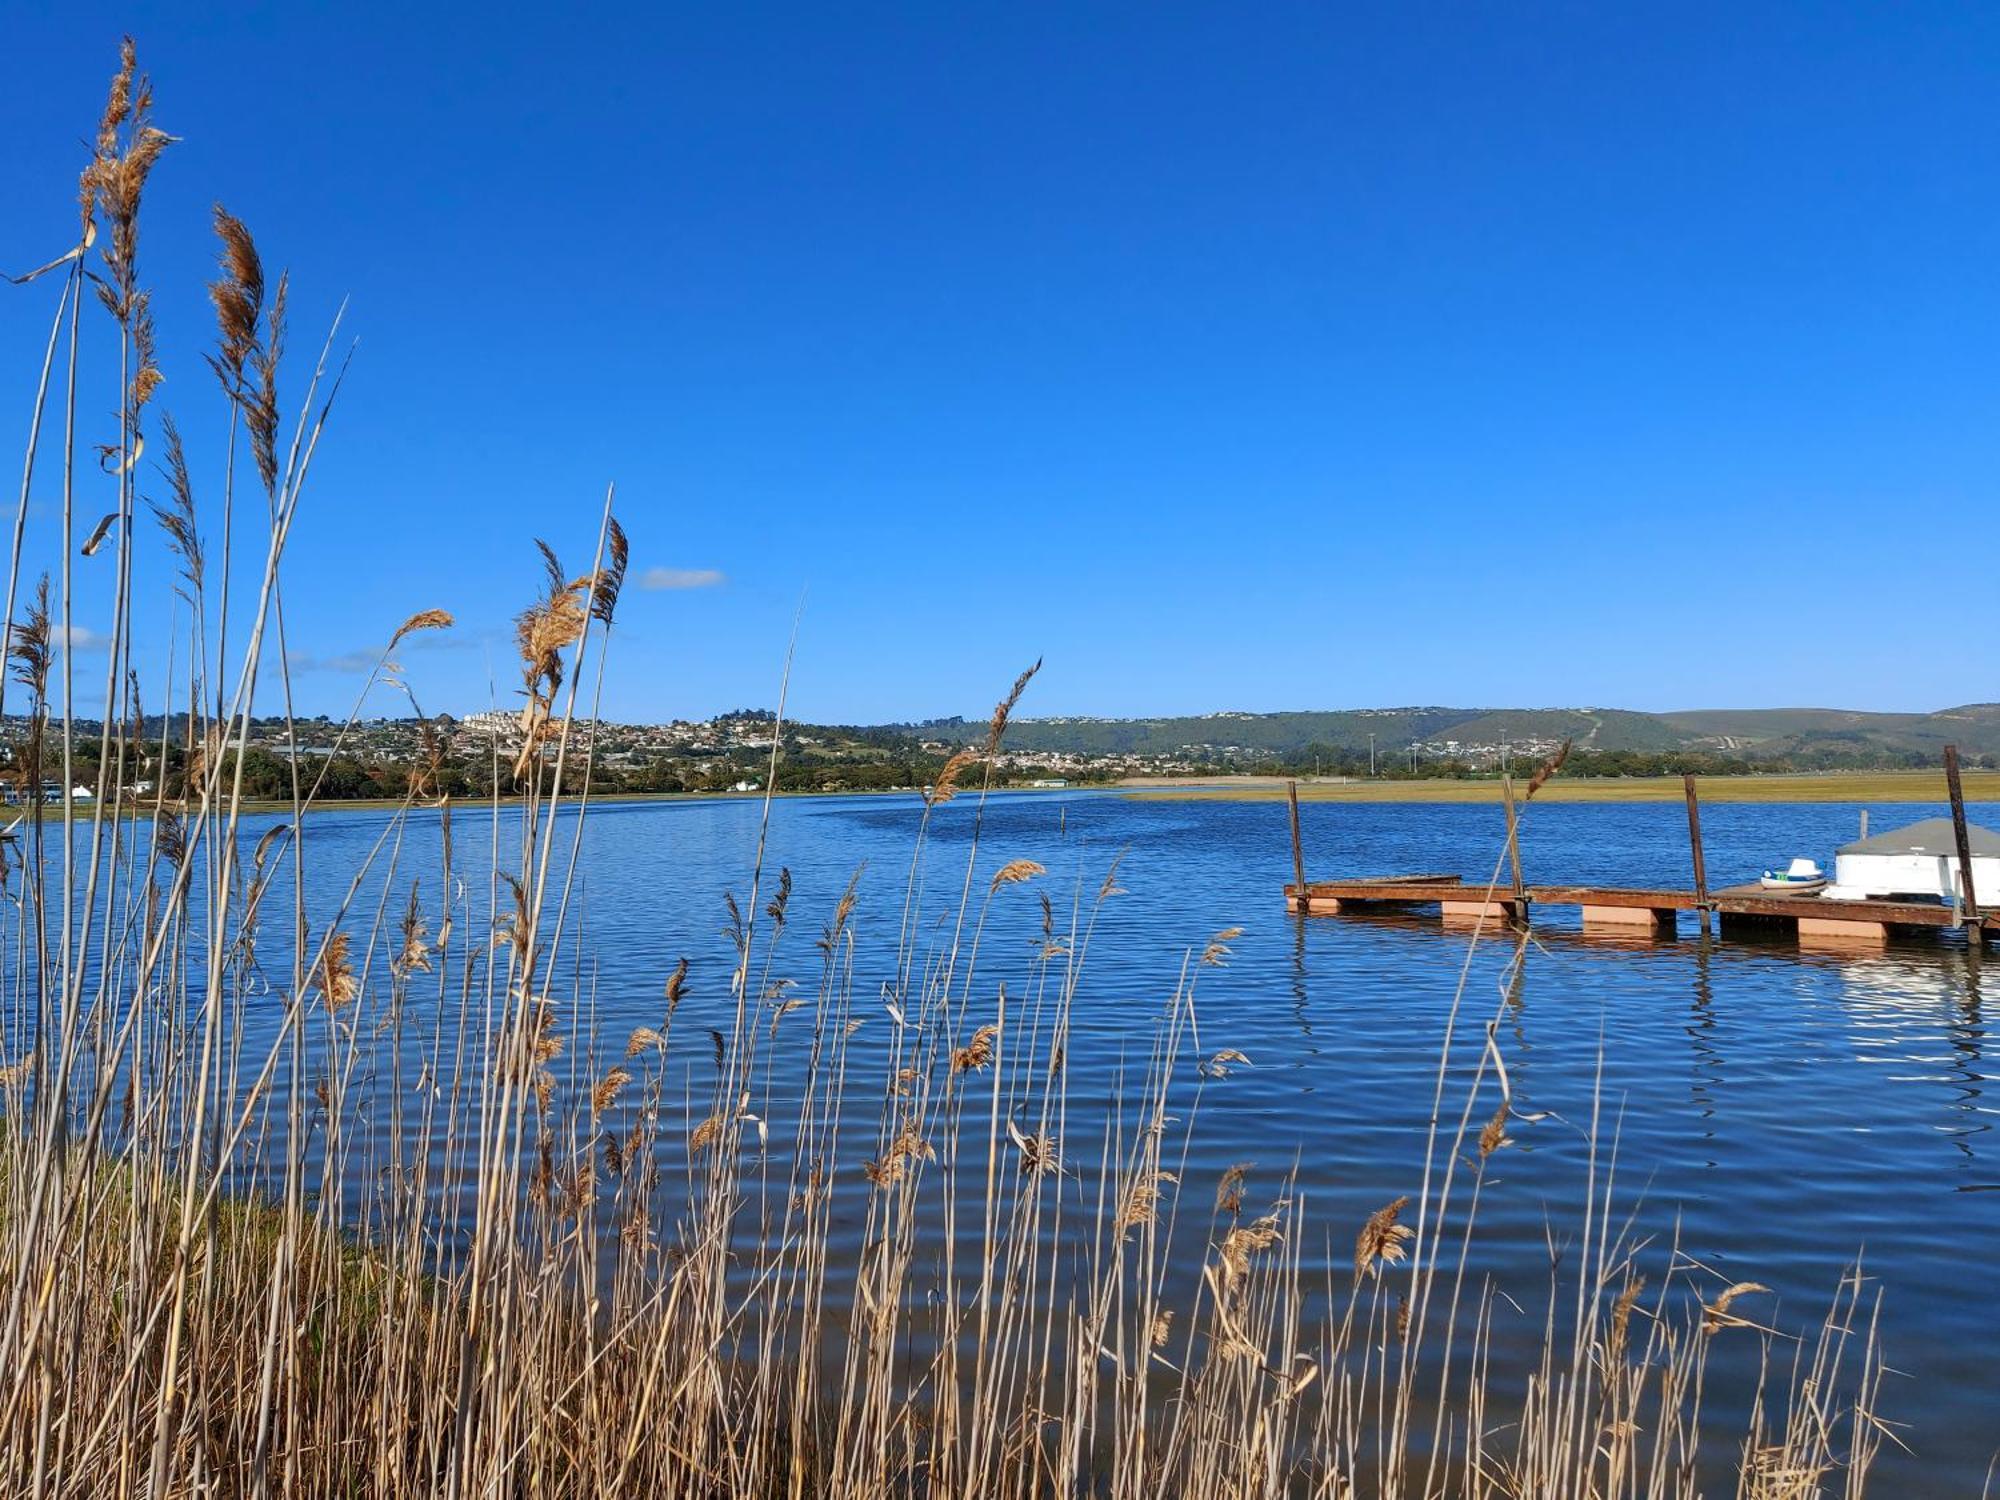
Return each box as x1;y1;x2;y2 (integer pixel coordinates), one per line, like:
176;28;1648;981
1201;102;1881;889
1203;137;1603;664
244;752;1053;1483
1829;817;2000;906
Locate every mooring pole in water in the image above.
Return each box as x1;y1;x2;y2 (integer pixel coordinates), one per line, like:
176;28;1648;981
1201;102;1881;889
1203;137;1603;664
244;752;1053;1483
1287;779;1307;912
1501;774;1526;918
1945;745;1981;927
1683;773;1711;935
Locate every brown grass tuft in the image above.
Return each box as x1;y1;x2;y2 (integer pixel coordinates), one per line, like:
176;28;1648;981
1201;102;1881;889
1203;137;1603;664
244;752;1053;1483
313;930;359;1011
7;575;52;700
1200;926;1243;966
389;608;454;651
1702;1281;1770;1334
1355;1195;1413;1279
1200;1049;1252;1079
926;746;980;808
1216;1163;1250;1217
395;883;432;977
585;516;630;627
1117;1170;1176;1233
689;1115;725;1154
207;203;263;388
1098;852;1129;902
952;1024;999;1074
590;1067;633;1118
1608;1276;1646;1366
863;1117;935;1188
1218;1213;1284;1298
1523;738;1574;801
986;658;1042;755
819;865;864;956
990;859;1045;892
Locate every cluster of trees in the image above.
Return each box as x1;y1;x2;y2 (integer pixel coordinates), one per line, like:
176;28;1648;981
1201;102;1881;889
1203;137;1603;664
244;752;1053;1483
6;734;1121;806
619;748;1115;796
16;730;1983;807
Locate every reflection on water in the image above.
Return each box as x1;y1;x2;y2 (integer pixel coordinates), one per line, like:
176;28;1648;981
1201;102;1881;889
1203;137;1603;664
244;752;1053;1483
116;790;2000;1487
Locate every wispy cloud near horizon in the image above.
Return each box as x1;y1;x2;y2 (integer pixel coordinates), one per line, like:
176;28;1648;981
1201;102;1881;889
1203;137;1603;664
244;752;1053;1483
641;567;726;591
56;625;112;654
286;649;379;675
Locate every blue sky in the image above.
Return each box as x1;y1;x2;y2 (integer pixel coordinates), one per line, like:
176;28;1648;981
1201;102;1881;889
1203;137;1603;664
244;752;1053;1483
3;3;1996;724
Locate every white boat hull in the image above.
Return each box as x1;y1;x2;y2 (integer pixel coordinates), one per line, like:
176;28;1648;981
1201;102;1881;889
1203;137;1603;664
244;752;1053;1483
1759;877;1826;895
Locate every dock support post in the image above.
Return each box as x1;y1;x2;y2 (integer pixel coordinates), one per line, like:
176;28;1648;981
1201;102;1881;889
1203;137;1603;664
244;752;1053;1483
1683;774;1711;936
1501;774;1527;922
1287;779;1307;913
1945;745;1981;928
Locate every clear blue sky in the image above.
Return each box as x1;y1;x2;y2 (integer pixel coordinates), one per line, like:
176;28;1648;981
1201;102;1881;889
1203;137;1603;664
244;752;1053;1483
3;3;1996;725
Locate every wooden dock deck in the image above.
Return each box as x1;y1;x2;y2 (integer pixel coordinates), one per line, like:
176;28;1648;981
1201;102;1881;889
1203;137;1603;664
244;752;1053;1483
1284;875;2000;944
1279;751;1999;949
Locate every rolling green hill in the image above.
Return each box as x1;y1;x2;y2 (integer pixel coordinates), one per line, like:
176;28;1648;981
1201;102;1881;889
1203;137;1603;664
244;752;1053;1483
900;703;2000;766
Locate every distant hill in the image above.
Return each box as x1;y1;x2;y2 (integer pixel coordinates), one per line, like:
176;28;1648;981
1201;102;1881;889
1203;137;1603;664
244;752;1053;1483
1657;704;2000;760
898;703;2000;766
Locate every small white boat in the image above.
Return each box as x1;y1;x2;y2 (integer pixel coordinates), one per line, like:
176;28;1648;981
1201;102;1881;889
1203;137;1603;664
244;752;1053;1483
1759;857;1826;894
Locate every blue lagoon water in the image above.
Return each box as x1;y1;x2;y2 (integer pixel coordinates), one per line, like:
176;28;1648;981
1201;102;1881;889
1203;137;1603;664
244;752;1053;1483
198;789;2000;1486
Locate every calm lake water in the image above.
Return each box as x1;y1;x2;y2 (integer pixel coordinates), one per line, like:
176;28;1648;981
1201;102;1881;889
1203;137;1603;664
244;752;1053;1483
240;790;2000;1487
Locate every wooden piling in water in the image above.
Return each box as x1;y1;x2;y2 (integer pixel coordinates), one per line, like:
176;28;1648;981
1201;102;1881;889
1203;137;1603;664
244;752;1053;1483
1287;779;1307;908
1945;745;1981;927
1683;774;1711;935
1501;774;1526;918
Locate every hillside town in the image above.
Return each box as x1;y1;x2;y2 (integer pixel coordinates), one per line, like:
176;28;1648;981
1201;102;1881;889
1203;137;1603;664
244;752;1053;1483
0;709;1204;803
4;700;1991;805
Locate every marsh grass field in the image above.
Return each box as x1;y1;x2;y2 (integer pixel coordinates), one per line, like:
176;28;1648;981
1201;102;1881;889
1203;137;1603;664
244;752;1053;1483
1128;768;2000;804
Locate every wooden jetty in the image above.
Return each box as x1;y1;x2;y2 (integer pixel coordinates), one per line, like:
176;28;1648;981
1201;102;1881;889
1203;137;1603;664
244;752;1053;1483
1283;754;1999;949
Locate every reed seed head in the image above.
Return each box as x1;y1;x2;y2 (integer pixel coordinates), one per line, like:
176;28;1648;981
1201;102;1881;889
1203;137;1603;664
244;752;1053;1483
1117;1170;1176;1233
1216;1164;1249;1217
990;859;1045;892
1608;1276;1646;1366
689;1114;725;1153
1218;1212;1283;1298
591;1067;633;1117
1701;1281;1769;1334
389;608;455;651
1356;1195;1413;1280
313;930;358;1011
1523;738;1574;802
986;658;1042;755
1200;926;1243;966
952;1024;999;1074
925;747;980;807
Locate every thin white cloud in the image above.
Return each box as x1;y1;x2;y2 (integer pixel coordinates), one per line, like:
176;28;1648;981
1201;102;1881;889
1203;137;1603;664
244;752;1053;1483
406;628;490;654
286;649;379;675
641;567;726;591
54;625;111;654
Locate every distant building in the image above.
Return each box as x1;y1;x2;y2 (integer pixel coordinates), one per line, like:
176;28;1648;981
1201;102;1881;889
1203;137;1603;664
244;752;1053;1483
1830;817;2000;906
1029;778;1068;789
